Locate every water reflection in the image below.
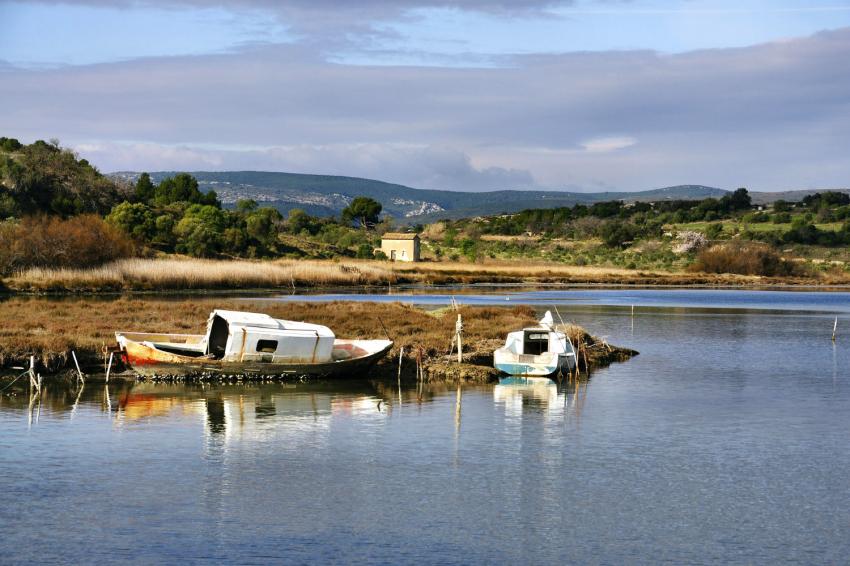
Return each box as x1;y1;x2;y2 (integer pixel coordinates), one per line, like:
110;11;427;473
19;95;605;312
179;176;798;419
493;376;589;420
1;378;474;434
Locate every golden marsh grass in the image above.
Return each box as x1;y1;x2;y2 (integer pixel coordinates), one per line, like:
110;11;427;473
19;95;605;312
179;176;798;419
4;256;830;293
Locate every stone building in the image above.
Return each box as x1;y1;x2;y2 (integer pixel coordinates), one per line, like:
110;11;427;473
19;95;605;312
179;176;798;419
380;233;420;262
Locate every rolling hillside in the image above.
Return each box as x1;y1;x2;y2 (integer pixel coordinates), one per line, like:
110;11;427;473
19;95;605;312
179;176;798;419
111;170;846;221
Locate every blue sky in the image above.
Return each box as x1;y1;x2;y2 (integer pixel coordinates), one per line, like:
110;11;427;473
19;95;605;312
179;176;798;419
2;0;850;191
4;0;850;66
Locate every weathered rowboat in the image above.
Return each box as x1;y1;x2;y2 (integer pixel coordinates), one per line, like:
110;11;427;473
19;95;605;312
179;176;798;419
116;309;393;378
493;311;577;378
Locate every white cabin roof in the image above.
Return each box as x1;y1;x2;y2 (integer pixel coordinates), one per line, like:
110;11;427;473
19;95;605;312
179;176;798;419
208;310;334;336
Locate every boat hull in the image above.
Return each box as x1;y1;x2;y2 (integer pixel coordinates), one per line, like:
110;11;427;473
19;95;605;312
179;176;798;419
118;334;393;378
494;351;576;378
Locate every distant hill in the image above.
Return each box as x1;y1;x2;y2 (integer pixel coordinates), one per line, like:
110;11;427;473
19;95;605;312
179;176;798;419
111;171;732;220
109;170;849;221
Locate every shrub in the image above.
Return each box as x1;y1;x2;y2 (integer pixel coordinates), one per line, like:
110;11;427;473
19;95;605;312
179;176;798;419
0;215;136;275
704;223;724;240
673;231;708;254
356;244;375;259
690;241;807;277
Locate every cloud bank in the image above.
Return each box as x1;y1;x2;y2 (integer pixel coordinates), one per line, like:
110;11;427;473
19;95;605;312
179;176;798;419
2;26;850;190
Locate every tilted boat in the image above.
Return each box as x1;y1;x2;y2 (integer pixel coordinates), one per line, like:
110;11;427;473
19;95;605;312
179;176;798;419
116;309;393;378
493;311;577;378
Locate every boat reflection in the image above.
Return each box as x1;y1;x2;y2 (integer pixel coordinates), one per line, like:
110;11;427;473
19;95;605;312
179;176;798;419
493;376;589;419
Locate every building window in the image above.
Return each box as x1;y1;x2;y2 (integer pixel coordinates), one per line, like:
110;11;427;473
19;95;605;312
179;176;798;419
256;339;278;353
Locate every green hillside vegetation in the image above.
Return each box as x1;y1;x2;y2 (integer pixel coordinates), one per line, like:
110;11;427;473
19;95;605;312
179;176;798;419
0;137;127;217
0;138;383;275
2;136;848;282
414;188;850;275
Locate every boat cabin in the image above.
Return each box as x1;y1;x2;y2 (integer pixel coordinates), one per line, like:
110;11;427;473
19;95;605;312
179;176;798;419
502;327;569;357
203;310;335;363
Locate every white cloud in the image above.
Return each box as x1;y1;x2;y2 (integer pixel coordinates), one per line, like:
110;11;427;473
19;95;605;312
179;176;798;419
580;136;637;153
3;28;850;191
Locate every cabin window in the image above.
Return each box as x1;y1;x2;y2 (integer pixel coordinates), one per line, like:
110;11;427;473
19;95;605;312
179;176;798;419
523;332;550;355
256;339;278;353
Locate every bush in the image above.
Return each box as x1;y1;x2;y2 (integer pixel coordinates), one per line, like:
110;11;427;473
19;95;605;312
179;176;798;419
0;215;136;275
704;223;724;240
690;241;807;277
356;244;375;259
599;220;637;248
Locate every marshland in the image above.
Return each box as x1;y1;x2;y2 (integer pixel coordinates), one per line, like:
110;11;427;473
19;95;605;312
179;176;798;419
0;296;635;381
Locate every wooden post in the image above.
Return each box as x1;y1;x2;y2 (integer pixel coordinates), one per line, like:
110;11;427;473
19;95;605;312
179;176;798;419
397;346;404;406
455;314;463;363
105;352;114;383
71;351;84;383
833;317;838;342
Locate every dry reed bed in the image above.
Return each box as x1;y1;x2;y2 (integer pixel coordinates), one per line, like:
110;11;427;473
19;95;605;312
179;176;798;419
0;298;635;380
4;257;822;293
7;258;403;292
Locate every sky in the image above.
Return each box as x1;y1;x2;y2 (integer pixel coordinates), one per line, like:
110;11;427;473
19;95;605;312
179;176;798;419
1;0;850;192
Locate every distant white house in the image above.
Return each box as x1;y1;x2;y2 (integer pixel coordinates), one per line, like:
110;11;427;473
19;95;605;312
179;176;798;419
380;233;420;262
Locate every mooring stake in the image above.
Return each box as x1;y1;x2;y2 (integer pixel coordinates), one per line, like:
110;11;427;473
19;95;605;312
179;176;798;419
455;314;463;363
105;352;114;383
71;351;85;383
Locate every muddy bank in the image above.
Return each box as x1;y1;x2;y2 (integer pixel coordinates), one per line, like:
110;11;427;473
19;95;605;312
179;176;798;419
0;298;636;381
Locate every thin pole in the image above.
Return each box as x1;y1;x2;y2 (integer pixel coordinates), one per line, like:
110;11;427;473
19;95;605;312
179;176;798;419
833;317;838;342
71;351;84;383
105;352;114;383
456;314;463;363
397;346;404;407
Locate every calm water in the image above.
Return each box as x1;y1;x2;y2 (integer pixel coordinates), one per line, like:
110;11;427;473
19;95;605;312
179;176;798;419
2;291;850;564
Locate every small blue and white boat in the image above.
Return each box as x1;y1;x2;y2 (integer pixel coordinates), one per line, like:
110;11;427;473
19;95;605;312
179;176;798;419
493;311;577;378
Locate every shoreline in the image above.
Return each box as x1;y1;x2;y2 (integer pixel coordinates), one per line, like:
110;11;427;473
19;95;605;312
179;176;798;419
0;299;637;382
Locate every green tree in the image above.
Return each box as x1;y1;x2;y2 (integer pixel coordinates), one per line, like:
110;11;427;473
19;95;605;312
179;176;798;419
106;202;156;241
286;208;315;234
342;196;382;229
722;187;752;212
773;200;791;213
600;220;637;248
0;137;23;152
154;173;219;207
174;204;227;257
134;172;155;203
154;214;176;247
236;199;259;214
245;207;282;246
223;227;249;255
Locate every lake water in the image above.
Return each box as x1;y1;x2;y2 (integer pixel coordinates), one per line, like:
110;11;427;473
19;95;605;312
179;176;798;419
2;289;849;564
